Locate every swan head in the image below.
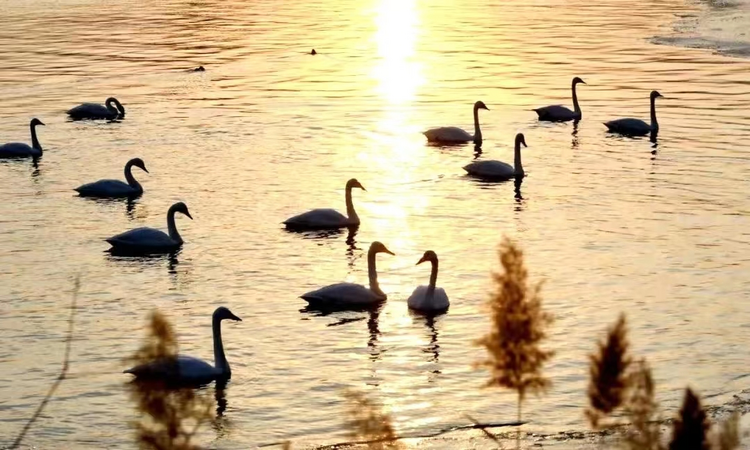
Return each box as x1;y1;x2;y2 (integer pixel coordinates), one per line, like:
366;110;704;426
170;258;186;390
213;306;242;322
106;97;125;114
370;241;395;256
346;178;366;192
171;202;193;220
573;77;586;86
129;158;149;174
30;118;45;127
515;133;527;148
474;101;490;111
651;90;664;100
416;250;438;265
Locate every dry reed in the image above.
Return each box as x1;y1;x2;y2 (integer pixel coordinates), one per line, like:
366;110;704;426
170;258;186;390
623;359;662;450
669;388;710;450
125;311;214;450
715;413;740;450
475;237;554;424
344;390;402;449
586;313;632;429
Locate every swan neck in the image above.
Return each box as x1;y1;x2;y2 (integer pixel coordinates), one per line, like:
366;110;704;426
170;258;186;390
106;100;118;114
514;141;524;176
345;185;358;223
427;259;438;296
473;106;482;143
650;96;659;131
167;206;182;243
30;123;42;152
572;82;581;115
368;249;384;297
124;162;142;191
212;316;230;375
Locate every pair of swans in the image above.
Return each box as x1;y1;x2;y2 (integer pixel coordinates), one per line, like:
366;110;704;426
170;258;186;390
464;133;527;181
284;178;364;230
0;118;45;159
67;97;125;121
75;158;148;198
107;202;192;255
301;242;449;313
125;307;241;384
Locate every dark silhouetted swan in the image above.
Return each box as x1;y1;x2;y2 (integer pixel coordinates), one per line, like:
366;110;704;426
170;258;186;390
75;158;148;198
301;241;394;309
106;202;192;254
604;91;663;136
124;307;241;384
0;118;45;159
463;133;527;181
424;101;489;145
284;178;365;230
533;77;586;122
67;97;125;120
407;251;449;313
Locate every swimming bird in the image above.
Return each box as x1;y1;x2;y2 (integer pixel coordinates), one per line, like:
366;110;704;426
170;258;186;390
124;307;241;385
67;97;125;120
75;158;148;198
106;202;192;254
604;90;663;136
423;101;489;145
533;77;586;122
284;178;365;230
0;118;45;159
407;251;449;313
463;133;527;181
301;241;394;309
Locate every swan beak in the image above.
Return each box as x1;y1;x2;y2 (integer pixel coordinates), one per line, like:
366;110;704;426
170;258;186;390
384;248;395;256
360;185;367;192
484;106;490;111
416;256;427;265
185;211;194;220
230;313;242;322
143;167;150;174
39;121;46;126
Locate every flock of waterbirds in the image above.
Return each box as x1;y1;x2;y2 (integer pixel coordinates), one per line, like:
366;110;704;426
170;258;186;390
0;75;663;385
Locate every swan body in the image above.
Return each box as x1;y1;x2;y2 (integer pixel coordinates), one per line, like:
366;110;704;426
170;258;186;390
534;77;585;122
301;241;394;309
67;97;125;120
75;158;148;198
604;90;663;136
124;307;241;384
463;133;527;181
284;178;365;230
0;119;45;159
407;251;449;312
107;202;192;254
424;101;489;144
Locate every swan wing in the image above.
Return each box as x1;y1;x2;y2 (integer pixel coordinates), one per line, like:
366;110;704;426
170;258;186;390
463;160;515;180
534;105;576;122
107;227;176;249
0;143;39;158
423;127;473;143
407;286;450;312
301;282;381;308
603;118;651;136
124;355;218;383
75;179;138;197
284;208;349;229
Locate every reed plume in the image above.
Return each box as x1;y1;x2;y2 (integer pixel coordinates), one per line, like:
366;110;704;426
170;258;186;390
586;313;632;429
125;311;213;450
344;390;402;449
715;413;740;450
475;237;554;423
669;388;710;450
623;359;662;450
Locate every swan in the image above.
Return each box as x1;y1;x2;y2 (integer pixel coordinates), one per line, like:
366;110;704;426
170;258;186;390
604;90;663;136
301;241;394;309
463;133;527;181
75;158;148;198
407;251;449;313
67;97;125;120
423;101;489;145
0;118;45;159
284;178;365;230
124;307;242;384
533;77;586;122
106;202;192;254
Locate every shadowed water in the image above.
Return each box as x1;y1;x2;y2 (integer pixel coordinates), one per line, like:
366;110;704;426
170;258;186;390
1;0;750;448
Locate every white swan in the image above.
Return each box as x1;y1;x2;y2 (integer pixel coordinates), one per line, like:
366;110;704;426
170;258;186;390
533;77;586;122
284;178;365;230
407;251;449;313
604;90;663;136
75;158;148;198
301;241;394;309
67;97;125;120
124;307;242;384
106;202;192;254
423;101;489;145
463;133;527;180
0;118;45;159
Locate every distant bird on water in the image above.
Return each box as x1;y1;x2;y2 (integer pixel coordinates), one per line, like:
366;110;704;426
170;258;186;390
0;118;45;159
423;101;490;145
67;97;125;121
533;77;586;122
604;90;663;136
311;49;317;55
